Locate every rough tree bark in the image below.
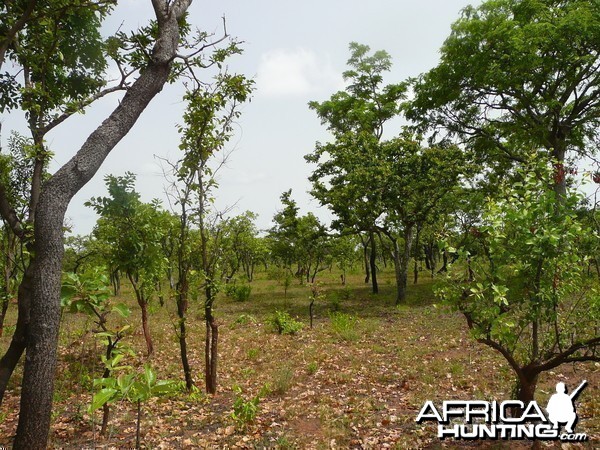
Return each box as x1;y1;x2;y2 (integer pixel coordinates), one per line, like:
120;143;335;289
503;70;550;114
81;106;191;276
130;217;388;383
12;2;192;447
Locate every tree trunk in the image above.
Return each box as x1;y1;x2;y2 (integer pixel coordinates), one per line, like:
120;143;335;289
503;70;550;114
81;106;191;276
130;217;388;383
0;296;9;338
516;370;539;406
413;225;421;284
396;225;414;305
369;232;378;294
391;238;403;305
0;262;33;406
135;399;142;450
361;234;370;284
101;403;110;436
13;205;65;449
177;278;193;390
205;307;218;394
551;144;567;203
139;298;153;357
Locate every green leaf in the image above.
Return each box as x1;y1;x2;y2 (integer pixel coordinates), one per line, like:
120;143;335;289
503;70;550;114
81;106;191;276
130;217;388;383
89;388;118;412
112;303;131;318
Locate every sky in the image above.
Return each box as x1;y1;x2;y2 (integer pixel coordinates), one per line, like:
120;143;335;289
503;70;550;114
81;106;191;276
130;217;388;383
2;0;482;235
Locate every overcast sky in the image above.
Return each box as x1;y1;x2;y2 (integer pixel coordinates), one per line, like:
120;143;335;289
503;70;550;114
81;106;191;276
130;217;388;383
2;0;482;235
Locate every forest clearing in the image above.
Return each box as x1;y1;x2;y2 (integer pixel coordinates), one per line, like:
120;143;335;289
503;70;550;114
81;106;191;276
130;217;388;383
2;0;600;448
0;271;598;448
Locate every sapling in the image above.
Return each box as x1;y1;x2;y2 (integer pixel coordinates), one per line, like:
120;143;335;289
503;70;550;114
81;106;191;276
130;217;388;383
61;270;133;436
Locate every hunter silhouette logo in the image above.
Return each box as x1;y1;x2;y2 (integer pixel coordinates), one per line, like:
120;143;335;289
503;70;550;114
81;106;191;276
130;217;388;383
416;380;589;442
546;380;586;434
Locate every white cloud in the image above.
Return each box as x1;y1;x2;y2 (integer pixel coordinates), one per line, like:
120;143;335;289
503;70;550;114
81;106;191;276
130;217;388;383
256;48;344;97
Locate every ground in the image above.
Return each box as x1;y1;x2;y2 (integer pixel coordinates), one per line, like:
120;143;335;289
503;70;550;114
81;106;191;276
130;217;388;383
0;270;598;449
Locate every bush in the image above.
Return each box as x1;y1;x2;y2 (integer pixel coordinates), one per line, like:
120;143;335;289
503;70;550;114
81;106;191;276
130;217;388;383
234;313;257;326
268;311;303;335
329;312;359;342
231;385;260;429
225;282;252;302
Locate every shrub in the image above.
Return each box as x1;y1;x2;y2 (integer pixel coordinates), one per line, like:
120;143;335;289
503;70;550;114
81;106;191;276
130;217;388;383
329;312;359;342
234;313;257;326
231;385;260;429
268;310;303;335
225;282;252;302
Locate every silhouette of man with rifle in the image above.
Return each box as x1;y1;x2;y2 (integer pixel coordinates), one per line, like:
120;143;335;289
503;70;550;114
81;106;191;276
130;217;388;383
546;380;587;433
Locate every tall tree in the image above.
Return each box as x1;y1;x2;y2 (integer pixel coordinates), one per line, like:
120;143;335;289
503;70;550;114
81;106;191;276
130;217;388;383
408;0;600;198
170;70;253;393
307;42;407;294
0;1;229;447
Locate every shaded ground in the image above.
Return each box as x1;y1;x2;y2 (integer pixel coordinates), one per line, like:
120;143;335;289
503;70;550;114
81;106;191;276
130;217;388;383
0;271;598;449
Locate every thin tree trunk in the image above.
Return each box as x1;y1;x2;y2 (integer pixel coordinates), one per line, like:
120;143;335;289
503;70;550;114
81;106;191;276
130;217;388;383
369;231;378;294
360;234;370;284
135;399;142;450
0;296;9;338
0;262;32;406
129;275;154;357
396;224;414;305
391;238;403;305
413;225;421;284
177;278;193;390
205;305;218;394
139;299;153;357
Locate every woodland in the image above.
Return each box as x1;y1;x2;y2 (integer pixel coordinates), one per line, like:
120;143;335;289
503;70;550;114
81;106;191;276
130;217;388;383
0;0;599;448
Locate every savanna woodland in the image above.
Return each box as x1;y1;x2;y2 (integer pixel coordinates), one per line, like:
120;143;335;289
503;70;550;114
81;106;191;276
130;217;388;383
0;0;599;448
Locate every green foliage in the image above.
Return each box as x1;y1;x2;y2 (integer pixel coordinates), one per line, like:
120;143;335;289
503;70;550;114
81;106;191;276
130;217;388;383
234;314;257;326
224;282;252;302
86;173;171;302
306;361;318;375
268;311;304;335
0;1;113;115
329;312;359;342
220;211;266;282
268;190;331;282
438;157;600;381
408;0;600;179
231;385;260;429
89;364;178;413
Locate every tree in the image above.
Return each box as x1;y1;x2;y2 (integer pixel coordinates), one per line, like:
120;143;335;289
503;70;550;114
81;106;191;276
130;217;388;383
308;51;465;302
170;69;253;393
0;1;221;446
268;190;331;284
408;0;600;199
307;42;407;294
376;136;465;303
221;211;264;282
87;173;169;357
439;158;600;405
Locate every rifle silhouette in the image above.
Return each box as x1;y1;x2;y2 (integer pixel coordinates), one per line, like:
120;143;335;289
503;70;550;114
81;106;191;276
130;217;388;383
569;380;587;400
